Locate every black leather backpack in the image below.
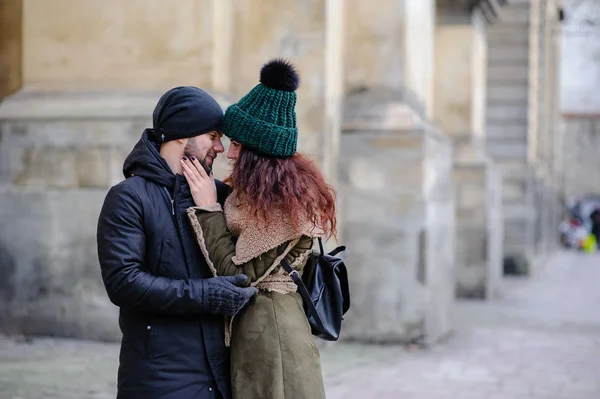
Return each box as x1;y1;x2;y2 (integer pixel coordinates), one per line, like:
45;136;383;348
280;238;350;341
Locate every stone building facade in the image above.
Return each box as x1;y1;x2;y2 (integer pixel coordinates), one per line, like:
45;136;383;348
0;0;562;343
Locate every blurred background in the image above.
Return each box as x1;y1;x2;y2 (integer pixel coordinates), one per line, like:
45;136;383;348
1;0;600;398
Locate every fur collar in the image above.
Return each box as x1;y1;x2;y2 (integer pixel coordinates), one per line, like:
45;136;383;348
224;193;324;265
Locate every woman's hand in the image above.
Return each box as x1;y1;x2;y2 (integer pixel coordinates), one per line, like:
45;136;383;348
181;156;218;207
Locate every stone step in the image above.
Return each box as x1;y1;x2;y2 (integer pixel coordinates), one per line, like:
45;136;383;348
487;118;528;129
497;5;531;23
488;47;530;64
488;35;529;49
488;65;530;81
487;24;530;37
486;123;528;140
487;104;529;120
487;79;529;90
487;24;530;46
487;98;529;107
486;138;528;160
487;85;529;102
494;160;531;180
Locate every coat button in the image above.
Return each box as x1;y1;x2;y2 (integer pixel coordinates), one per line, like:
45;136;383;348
146;325;151;330
208;387;213;392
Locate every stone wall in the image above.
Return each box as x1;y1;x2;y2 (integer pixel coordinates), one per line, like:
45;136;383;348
0;92;160;340
22;0;215;91
16;0;342;164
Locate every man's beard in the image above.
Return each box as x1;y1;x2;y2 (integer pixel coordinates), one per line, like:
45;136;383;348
184;139;213;174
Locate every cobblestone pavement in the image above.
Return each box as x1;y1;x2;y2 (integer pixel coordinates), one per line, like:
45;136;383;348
1;251;600;399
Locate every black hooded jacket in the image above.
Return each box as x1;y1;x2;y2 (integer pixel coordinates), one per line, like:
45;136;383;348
97;130;231;399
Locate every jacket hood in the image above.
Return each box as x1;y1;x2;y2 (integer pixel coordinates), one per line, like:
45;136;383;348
123;129;176;189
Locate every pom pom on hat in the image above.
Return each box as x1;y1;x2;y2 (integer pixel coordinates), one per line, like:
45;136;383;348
259;59;300;92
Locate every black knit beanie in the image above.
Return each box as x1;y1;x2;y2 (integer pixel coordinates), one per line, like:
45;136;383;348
151;86;223;143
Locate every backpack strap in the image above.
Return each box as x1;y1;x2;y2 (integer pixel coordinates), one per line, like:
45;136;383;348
280;258;326;331
318;237;348;260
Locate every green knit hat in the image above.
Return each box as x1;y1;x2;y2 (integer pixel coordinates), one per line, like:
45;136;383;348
222;59;299;157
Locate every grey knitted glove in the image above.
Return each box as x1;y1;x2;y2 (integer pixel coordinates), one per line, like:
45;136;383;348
204;274;258;316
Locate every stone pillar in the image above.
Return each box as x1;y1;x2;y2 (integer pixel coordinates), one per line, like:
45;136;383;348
528;0;562;258
0;0;224;340
340;0;455;344
532;0;548;256
542;1;563;252
221;0;344;180
344;0;435;117
551;4;564;224
434;6;503;299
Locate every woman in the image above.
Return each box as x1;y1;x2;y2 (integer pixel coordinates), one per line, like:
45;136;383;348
182;59;336;399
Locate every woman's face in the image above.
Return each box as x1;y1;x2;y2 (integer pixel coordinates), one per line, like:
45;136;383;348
227;140;242;161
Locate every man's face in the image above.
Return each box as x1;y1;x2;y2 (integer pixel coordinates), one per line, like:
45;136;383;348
184;131;225;173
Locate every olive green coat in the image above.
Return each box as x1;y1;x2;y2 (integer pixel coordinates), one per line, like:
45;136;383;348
187;203;326;399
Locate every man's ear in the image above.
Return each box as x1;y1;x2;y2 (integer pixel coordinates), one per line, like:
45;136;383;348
177;138;188;145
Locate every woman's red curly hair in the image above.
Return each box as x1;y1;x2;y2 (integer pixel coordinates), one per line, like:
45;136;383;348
226;148;337;239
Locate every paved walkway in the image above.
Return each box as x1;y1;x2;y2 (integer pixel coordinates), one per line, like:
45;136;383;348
325;251;600;399
1;251;600;399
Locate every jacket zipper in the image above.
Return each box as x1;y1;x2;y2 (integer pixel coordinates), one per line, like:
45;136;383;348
172;179;197;279
163;187;174;215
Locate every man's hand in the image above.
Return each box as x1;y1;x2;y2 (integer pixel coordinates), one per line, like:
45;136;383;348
204;274;258;316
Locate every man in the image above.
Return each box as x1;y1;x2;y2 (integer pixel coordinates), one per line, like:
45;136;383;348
97;86;257;399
